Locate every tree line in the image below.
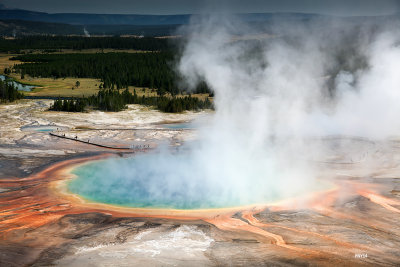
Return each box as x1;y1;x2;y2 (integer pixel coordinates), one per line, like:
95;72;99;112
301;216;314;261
50;98;86;112
0;36;170;53
0;79;24;102
50;88;213;113
119;88;213;112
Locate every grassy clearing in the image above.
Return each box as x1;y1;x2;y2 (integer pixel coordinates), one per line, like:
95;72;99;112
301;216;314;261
18;76;102;97
16;75;154;98
0;54;19;73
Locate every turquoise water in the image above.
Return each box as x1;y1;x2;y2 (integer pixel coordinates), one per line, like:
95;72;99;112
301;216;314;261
68;154;329;210
36;128;54;132
0;75;36;91
21;125;59;132
162;122;193;129
69;154;238;209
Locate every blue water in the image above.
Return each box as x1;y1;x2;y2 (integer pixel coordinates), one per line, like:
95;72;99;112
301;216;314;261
21;125;59;132
69;155;232;209
0;75;36;91
36;128;55;132
162;122;193;129
68;154;329;210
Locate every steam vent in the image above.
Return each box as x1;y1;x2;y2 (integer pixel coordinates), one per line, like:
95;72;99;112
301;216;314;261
1;2;400;266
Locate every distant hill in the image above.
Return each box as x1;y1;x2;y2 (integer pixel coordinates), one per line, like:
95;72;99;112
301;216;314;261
0;20;180;37
0;6;323;26
0;20;82;36
0;7;321;37
0;8;191;25
0;6;393;37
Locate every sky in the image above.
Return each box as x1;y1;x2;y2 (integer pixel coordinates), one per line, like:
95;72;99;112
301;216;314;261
1;0;399;16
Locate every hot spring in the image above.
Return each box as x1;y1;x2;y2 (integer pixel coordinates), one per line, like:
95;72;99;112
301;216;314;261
67;151;330;210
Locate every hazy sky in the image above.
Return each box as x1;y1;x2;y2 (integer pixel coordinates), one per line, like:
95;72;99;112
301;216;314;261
1;0;399;16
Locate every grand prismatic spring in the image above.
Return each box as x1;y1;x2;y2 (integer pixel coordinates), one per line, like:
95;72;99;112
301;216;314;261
67;154;331;210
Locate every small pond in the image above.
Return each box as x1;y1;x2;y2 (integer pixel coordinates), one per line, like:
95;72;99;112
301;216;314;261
20;125;61;132
0;75;36;92
161;122;194;129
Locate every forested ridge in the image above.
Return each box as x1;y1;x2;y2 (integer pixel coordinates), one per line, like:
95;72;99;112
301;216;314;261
12;52;178;94
0;36;169;53
12;52;211;95
3;36;213;112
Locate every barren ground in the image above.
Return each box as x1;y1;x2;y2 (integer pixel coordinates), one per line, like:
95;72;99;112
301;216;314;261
0;100;399;266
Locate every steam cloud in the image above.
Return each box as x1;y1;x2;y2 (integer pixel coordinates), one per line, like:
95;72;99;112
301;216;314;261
178;15;400;139
84;27;90;37
73;15;400;209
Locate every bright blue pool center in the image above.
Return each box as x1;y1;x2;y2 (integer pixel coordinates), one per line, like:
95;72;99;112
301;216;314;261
67;154;329;210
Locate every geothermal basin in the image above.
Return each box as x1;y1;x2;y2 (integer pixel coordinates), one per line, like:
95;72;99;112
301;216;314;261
65;153;331;211
1;100;400;266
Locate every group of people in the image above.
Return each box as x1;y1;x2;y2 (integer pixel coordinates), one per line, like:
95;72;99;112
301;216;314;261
54;131;151;150
130;144;150;149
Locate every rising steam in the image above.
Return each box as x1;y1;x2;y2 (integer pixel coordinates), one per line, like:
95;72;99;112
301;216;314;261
71;14;400;209
84;27;90;37
178;15;400;139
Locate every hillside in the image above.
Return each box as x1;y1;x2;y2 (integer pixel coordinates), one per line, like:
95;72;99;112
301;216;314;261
0;6;323;26
0;20;179;36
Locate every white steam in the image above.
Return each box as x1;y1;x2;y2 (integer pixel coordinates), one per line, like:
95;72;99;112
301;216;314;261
73;15;400;209
84;27;90;37
178;15;400;139
174;15;400;204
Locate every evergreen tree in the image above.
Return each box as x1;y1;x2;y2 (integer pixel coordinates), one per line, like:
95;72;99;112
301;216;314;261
0;80;24;102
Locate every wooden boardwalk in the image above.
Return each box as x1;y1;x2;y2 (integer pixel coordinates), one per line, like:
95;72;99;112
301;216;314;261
49;132;150;151
74;127;191;131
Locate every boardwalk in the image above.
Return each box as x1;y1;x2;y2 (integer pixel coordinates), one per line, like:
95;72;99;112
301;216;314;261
49;132;150;151
73;127;191;131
